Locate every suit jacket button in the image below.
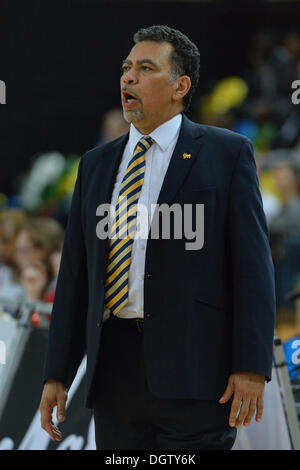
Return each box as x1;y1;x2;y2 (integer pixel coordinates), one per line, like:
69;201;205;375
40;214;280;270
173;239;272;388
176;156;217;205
145;313;151;318
96;321;100;327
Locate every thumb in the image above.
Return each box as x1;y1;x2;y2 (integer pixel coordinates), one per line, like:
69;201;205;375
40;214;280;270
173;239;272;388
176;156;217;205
56;392;67;422
219;380;234;404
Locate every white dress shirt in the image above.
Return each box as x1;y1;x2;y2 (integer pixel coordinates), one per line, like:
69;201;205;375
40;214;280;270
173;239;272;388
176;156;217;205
103;113;182;321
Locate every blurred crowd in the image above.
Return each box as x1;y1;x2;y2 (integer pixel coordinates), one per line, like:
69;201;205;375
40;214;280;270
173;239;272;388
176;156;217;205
0;109;129;325
0;210;63;323
1;30;300;338
197;31;300;326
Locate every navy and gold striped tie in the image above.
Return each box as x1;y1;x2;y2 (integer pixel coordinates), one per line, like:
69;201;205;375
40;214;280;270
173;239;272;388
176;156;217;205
104;136;154;315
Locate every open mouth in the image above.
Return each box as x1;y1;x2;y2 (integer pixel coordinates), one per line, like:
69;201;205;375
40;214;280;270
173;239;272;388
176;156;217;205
123;91;139;104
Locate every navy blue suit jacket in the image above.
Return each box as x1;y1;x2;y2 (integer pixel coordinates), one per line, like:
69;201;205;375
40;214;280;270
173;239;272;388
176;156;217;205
44;114;276;408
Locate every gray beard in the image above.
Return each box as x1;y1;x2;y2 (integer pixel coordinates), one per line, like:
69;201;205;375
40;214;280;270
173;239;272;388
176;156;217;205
123;108;144;123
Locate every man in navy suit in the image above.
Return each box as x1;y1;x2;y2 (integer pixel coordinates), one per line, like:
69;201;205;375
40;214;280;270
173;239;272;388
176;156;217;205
40;25;276;450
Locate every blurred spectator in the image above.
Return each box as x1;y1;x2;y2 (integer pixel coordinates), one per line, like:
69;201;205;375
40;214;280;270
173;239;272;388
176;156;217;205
0;209;28;302
20;260;50;303
17;151;79;229
196;76;249;131
243;31;300;127
18;151;66;213
195;31;300;153
269;161;300;238
277;32;300;98
256;159;282;225
14;217;64;303
268;161;300;311
96;108;129;146
43;239;63;303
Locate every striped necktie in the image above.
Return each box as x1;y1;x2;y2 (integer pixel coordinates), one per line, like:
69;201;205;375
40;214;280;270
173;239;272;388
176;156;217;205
104;135;154;315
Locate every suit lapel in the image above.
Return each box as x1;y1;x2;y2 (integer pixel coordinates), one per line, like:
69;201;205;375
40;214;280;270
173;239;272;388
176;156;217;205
156;114;204;207
98;133;129;205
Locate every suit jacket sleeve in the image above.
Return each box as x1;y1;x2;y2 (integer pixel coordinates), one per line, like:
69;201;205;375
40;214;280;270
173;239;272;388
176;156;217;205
43;156;88;390
229;138;276;382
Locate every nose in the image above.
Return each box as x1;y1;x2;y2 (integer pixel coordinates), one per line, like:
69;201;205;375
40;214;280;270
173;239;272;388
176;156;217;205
122;68;138;85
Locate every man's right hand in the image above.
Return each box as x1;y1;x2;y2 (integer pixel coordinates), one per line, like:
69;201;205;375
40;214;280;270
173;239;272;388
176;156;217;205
39;380;68;441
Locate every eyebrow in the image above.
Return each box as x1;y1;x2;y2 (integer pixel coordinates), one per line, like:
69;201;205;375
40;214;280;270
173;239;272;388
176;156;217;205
122;58;158;67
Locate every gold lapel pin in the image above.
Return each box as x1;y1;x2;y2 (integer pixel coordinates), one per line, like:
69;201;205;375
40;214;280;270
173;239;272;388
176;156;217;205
183;153;191;159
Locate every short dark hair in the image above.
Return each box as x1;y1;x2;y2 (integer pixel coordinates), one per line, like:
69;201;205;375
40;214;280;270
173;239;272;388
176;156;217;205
133;25;200;111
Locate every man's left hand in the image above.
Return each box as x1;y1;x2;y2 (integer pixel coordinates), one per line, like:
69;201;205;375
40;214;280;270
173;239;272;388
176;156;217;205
219;372;265;428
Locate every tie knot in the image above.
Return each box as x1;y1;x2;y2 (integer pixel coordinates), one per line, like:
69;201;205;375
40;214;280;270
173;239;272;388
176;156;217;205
137;136;154;152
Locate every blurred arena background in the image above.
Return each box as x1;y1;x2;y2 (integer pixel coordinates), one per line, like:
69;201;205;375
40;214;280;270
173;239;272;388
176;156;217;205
1;0;300;450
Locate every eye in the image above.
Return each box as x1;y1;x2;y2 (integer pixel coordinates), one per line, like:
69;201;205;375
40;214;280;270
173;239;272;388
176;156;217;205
141;65;151;71
121;65;130;73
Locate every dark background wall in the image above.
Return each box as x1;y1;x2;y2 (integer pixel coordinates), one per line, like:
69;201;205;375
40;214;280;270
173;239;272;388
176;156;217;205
0;0;299;195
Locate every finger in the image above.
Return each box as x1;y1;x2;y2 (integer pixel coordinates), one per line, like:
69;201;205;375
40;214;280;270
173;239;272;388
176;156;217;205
235;398;250;428
219;381;234;404
44;419;62;441
47;422;62;441
229;394;242;427
244;398;257;426
255;395;264;422
40;403;62;441
50;423;62;441
40;402;53;430
56;389;67;423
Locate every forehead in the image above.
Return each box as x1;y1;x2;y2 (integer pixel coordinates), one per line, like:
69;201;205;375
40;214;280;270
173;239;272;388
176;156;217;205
125;40;173;67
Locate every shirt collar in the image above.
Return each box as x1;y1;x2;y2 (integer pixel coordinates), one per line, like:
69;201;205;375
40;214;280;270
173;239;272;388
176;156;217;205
129;113;182;154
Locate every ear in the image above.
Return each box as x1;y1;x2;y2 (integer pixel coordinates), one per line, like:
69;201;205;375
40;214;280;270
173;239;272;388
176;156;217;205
172;75;191;104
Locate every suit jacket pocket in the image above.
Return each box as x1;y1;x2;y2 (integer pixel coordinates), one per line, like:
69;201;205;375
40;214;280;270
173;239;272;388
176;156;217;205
178;185;217;199
194;297;223;311
178;187;216;204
